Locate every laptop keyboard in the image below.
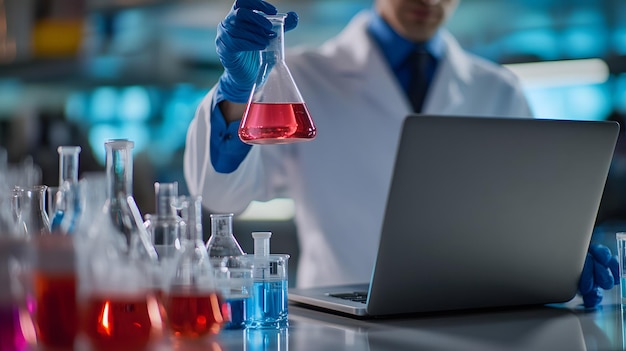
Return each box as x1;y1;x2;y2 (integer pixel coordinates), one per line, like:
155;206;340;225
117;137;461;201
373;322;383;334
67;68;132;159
328;291;368;304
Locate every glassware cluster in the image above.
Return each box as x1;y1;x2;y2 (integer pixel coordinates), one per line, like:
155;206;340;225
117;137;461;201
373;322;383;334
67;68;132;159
0;139;291;350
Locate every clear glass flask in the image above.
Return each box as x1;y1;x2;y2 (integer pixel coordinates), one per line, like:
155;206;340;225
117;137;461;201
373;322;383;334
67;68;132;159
206;213;244;257
16;184;79;348
0;183;31;351
50;146;82;235
164;196;224;338
144;181;183;324
238;13;316;145
15;185;50;237
145;182;182;266
102;139;158;262
80;140;161;351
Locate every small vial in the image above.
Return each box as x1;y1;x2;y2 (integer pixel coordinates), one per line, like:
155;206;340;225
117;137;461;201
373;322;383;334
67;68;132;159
246;232;289;329
617;232;626;304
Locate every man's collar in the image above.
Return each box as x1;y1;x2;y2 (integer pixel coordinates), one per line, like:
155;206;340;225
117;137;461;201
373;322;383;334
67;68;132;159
366;10;444;69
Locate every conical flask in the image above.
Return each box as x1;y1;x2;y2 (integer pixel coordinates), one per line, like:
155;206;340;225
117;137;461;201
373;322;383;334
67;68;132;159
15;185;50;237
238;13;316;145
164;196;224;338
80;140;161;351
103;139;158;262
206;213;244;258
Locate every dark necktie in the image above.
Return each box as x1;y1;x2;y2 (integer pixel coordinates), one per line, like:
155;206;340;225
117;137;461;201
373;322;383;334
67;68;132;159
407;49;430;113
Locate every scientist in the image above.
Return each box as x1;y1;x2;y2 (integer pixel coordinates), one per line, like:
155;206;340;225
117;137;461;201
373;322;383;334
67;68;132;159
184;0;617;307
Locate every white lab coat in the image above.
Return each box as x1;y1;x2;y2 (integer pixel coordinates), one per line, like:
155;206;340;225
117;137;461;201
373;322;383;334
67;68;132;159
184;11;533;288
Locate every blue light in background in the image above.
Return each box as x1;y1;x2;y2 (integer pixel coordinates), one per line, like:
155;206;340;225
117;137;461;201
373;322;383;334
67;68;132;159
561;27;607;59
525;83;610;121
616;74;626;113
65;91;88;124
149;85;204;167
614;28;626;55
88;123;151;165
499;29;560;61
118;86;152;121
90;87;118;122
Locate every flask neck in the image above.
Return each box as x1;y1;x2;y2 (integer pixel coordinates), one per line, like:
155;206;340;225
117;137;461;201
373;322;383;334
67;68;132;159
58;146;81;185
210;214;234;238
105;140;134;200
180;196;203;243
261;15;286;64
155;182;178;218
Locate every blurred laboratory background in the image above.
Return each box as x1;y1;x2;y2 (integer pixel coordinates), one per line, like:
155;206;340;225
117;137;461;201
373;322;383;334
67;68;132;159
1;0;626;260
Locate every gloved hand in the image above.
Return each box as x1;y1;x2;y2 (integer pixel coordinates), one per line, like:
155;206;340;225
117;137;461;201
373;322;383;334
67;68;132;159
216;0;298;103
578;243;619;308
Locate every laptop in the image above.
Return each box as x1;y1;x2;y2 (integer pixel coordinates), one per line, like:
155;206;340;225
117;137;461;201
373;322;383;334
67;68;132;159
288;114;619;317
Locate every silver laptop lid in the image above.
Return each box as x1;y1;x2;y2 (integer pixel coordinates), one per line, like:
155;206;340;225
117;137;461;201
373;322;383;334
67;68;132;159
367;115;619;315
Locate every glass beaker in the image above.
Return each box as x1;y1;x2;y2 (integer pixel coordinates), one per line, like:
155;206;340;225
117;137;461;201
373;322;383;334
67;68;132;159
246;232;289;329
238;13;316;145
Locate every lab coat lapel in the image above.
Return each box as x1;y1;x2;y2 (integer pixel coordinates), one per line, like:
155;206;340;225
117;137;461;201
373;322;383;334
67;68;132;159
423;30;472;114
324;11;411;122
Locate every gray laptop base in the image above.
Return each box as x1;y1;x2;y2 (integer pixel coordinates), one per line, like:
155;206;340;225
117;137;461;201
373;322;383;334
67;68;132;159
289;115;619;317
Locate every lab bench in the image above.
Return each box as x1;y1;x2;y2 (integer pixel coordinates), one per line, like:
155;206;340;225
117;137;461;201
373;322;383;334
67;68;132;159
149;288;623;350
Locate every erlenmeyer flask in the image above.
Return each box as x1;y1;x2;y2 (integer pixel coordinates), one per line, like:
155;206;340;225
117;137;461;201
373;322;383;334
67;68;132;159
80;140;161;351
15;185;50;237
50;146;82;235
206;213;244;258
238;13;316;145
0;183;30;351
164;196;224;338
18;184;79;348
102;139;158;262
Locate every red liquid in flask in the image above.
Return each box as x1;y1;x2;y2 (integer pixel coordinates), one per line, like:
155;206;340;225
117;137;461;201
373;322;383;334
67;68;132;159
33;271;78;349
164;291;224;338
83;295;152;351
239;102;316;144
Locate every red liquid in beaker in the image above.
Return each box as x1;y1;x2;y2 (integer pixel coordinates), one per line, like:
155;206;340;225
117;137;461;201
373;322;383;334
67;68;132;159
164;292;224;338
33;271;78;348
83;295;152;351
239;102;316;144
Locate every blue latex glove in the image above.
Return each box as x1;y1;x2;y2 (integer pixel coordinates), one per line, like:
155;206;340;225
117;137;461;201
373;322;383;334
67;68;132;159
578;244;619;308
216;0;298;103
